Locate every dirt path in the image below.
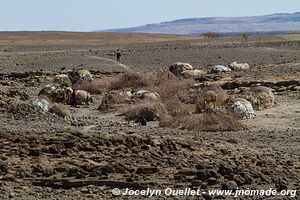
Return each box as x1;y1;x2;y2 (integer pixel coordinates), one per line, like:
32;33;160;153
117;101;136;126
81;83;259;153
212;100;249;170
241;95;300;156
0;50;130;73
0;49;86;56
245;95;300;131
87;55;129;70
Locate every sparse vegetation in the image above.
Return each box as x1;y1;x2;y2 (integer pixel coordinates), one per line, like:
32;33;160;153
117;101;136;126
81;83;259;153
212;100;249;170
156;83;241;131
124;102;166;122
155;79;193;101
49;103;73;121
202;32;220;38
2;31;299;200
58;80;72;89
128;73;243;131
160;112;245;131
195;85;228;113
163;98;192;117
98;92;126;111
109;70;150;90
240;32;249;42
73;77;113;94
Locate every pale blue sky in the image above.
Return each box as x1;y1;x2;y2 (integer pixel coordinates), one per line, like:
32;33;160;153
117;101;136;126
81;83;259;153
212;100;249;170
0;0;299;31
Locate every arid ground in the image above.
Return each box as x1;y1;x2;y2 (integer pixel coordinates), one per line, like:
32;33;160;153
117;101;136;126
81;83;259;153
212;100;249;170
0;32;299;199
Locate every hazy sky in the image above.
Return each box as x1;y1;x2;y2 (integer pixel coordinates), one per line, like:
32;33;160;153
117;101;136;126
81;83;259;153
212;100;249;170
0;0;299;31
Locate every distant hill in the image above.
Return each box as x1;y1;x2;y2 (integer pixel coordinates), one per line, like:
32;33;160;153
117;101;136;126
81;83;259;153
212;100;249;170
105;12;300;35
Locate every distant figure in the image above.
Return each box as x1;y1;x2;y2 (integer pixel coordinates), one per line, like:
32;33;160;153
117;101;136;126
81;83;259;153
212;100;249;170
116;49;121;63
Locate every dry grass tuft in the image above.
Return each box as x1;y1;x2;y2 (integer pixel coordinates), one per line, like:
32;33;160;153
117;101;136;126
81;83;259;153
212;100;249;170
49;103;73;121
89;71;245;132
98;92;126;111
202;32;220;38
155;79;193;101
163;98;192;117
160;112;245;131
73;77;113;94
124;102;167;122
156;82;243;131
109;71;150;90
195;85;228;113
152;79;194;118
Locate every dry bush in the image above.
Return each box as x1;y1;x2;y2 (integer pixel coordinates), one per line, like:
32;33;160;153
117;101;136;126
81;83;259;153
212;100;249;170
98;92;129;111
195;85;228;113
158;114;174;127
155;79;193;101
156;81;244;131
73;77;113;94
109;71;150;90
202;32;220;38
163;98;192;117
176;87;200;104
246;86;275;111
240;32;249;42
160;112;245;131
148;72;161;84
156;69;177;85
124;102;167;122
150;77;194;117
151;78;194;118
49;103;73;121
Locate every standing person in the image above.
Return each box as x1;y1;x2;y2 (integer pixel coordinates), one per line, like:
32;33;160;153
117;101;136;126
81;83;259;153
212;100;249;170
116;49;121;63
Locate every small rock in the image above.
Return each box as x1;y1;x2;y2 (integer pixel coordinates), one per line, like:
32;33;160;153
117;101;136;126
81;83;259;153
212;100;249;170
286;160;294;166
81;187;90;194
31;164;44;174
178;168;197;176
67;167;87;178
292;86;300;91
49;145;60;154
276;178;288;191
218;164;235;176
207;177;218;185
136;166;158;174
0;162;8;173
260;174;271;184
220;148;229;155
0;155;8;161
241;172;254;184
9;192;15;198
28;148;41;157
222;181;238;190
196;169;210;181
207;169;221;179
3;174;15;181
53;166;69;173
233;175;245;186
277;87;286;92
195;163;207;170
227;138;239;144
